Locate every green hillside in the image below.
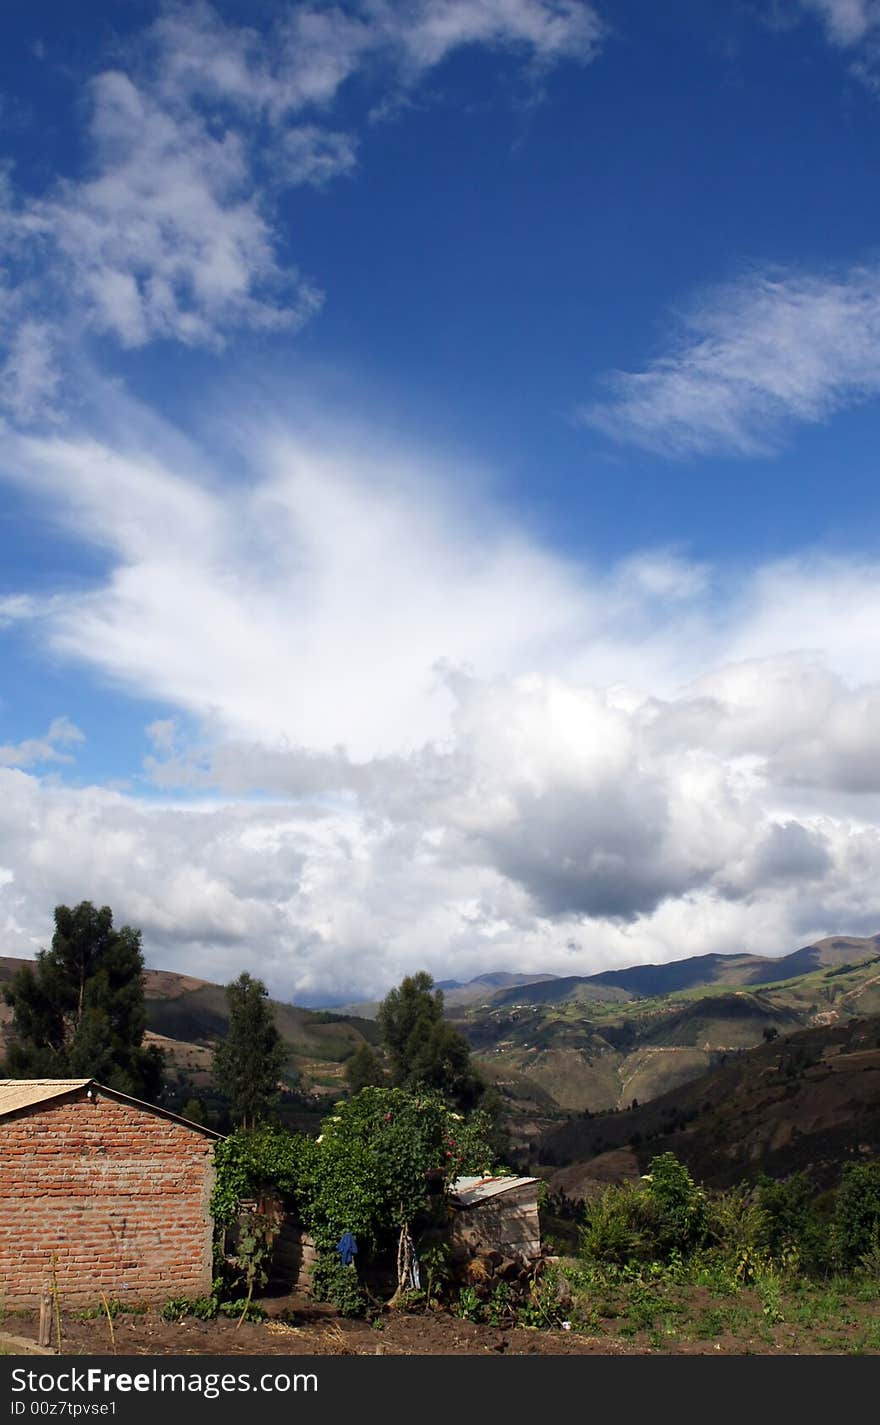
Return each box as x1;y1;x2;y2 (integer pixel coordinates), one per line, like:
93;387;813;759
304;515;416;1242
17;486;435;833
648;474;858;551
4;933;880;1155
451;946;880;1149
537;1012;880;1192
0;957;380;1109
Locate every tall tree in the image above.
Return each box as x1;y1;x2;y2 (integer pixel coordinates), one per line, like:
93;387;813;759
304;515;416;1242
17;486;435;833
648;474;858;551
344;1040;385;1095
212;971;287;1129
377;971;483;1110
3;901;164;1100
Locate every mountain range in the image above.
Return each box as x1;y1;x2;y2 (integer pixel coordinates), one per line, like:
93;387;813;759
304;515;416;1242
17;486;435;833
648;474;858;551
2;931;879;1164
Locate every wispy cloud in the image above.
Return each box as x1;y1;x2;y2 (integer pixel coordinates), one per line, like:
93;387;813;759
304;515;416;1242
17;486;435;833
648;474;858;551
0;319;60;422
793;1;880;88
798;0;879;47
278;127;359;188
149;0;604;113
579;264;880;457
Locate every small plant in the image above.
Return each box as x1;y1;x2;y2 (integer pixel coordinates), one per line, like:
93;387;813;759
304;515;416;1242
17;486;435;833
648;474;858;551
217;1298;266;1322
856;1226;880;1281
224;1206;280;1327
159;1295;220;1323
484;1281;513;1327
419;1242;451;1309
456;1286;482;1322
693;1306;727;1340
755;1269;785;1324
99;1293;116;1355
517;1265;570;1331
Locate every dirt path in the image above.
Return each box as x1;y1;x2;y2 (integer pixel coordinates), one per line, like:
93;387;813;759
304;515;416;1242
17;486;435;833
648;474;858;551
2;1291;876;1356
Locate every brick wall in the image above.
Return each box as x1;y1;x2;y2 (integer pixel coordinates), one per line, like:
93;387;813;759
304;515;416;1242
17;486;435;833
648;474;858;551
0;1089;216;1308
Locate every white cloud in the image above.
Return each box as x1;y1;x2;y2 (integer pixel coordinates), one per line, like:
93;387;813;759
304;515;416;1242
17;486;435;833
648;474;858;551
149;1;603;115
0;0;602;387
0;594;45;626
0;717;85;770
279;127;359;187
798;0;879;46
1;410;880;998
17;71;321;351
0;320;60;422
580;265;880;457
376;0;604;74
790;1;880;90
8;422;596;757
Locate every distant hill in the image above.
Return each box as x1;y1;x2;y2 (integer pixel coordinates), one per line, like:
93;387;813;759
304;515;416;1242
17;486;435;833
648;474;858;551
4;930;880;1153
451;941;880;1154
587;934;880;998
335;970;557;1017
538;1012;880;1192
0;957;380;1112
477;934;880;1009
487;976;631;1010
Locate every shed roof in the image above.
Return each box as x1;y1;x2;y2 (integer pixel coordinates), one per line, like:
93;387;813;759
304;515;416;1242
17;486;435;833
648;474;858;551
449;1174;539;1208
0;1079;221;1138
0;1078;92;1117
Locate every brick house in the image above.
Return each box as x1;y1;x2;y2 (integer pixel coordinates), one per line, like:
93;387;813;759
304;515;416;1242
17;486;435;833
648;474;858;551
0;1079;220;1307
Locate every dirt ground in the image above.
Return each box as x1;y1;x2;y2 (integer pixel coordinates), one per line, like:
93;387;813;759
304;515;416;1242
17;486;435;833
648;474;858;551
3;1288;877;1356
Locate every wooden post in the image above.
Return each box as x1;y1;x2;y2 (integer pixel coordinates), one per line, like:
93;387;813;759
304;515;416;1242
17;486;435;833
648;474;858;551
38;1290;51;1348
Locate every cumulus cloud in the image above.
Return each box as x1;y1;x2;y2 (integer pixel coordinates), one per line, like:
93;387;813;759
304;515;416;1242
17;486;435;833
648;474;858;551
580;265;880;457
1;734;878;1003
1;408;880;999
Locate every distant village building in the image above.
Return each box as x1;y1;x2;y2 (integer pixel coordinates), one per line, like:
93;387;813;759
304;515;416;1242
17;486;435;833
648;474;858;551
0;1079;219;1306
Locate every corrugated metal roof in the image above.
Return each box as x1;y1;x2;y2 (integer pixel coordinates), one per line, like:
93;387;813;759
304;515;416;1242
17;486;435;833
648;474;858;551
449;1174;539;1208
0;1079;91;1116
0;1079;221;1138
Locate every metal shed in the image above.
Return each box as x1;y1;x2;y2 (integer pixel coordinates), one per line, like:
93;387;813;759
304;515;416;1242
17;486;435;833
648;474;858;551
448;1174;541;1262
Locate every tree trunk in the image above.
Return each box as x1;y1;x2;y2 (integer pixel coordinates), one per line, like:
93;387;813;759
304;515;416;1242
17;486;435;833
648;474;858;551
389;1223;417;1307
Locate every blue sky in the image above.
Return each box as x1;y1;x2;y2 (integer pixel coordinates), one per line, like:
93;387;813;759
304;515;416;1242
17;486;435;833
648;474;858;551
2;1;880;1002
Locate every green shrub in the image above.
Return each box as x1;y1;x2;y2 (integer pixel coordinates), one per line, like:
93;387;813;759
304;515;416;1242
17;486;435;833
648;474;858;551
702;1185;772;1281
580;1182;658;1266
832;1161;880;1272
580;1155;709;1269
311;1257;366;1317
641;1153;708;1257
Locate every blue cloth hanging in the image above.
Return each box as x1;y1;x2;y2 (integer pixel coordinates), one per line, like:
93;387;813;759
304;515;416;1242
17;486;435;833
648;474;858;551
336;1231;358;1266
